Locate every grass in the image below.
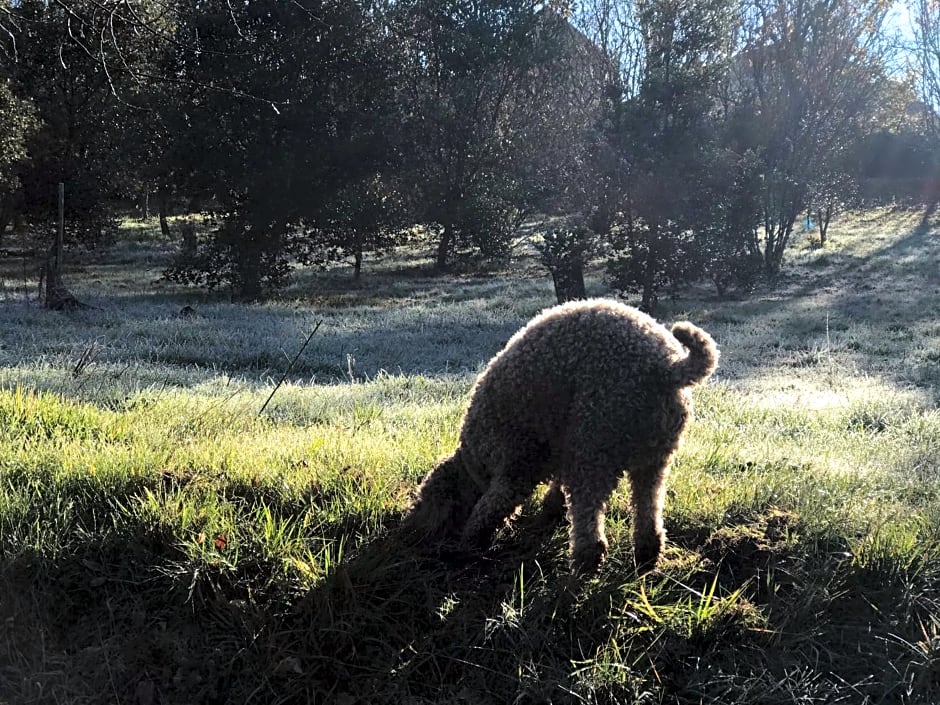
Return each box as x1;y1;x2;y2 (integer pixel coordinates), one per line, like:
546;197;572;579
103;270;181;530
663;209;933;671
1;207;940;703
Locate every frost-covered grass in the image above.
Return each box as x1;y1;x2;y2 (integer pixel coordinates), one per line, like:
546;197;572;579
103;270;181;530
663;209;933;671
1;209;940;704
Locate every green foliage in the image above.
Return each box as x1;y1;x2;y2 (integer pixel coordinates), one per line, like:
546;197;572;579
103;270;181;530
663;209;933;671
603;0;738;310
694;143;765;295
154;0;404;298
737;0;890;274
311;175;411;277
394;0;569;269
449;171;528;261
536;224;598;262
2;0;152;244
535;224;598;302
0;81;37;196
607;219;702;309
163;213;293;298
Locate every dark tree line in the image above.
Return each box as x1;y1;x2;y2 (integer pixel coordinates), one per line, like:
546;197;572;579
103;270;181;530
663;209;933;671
0;0;935;307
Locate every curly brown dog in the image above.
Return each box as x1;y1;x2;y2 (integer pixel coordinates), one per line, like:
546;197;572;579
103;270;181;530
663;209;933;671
403;298;718;575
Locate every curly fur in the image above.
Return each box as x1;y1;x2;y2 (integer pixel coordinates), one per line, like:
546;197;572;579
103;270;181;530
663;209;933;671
403;298;719;575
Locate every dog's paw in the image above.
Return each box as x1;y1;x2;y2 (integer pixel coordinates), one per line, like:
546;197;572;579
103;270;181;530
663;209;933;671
633;533;664;576
570;540;608;576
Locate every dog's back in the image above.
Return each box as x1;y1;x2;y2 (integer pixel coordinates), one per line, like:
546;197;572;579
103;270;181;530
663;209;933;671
470;299;715;411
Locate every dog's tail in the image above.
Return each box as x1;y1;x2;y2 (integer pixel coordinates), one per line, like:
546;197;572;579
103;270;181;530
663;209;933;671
670;322;719;387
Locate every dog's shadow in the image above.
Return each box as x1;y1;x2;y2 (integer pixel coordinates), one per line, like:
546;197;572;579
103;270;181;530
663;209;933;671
0;492;639;704
271;510;625;704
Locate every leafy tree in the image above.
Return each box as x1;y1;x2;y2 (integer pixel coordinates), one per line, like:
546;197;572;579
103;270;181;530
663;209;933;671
913;0;940;139
694;138;764;295
854;76;937;203
394;0;568;270
162;0;403;299
604;0;737;311
0;81;38;240
9;0;408;298
311;175;410;280
2;0;159;245
535;224;597;303
806;159;859;245
737;0;890;274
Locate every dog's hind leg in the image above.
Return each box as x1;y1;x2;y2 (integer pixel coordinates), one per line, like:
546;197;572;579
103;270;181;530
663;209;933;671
626;450;674;575
541;478;567;522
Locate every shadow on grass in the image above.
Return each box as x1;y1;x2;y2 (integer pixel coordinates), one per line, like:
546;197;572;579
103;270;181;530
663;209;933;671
0;508;596;704
3;488;939;705
678;206;940;393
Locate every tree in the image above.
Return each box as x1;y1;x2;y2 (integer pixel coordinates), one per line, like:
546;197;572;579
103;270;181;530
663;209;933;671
394;0;568;270
0;82;37;241
2;0;159;244
694;135;764;295
737;0;890;274
806;160;859;245
161;0;403;299
604;0;737;311
2;1;199;244
913;0;940;139
535;224;597;303
312;175;409;280
11;0;413;299
571;0;645;93
854;76;937;204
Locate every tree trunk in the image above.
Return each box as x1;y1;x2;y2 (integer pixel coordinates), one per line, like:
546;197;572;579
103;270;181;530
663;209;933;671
180;195;200;253
235;220;285;301
0;202;8;250
236;226;264;302
550;257;586;304
763;239;776;278
817;204;832;246
764;216;796;278
41;243;85;310
180;220;196;255
713;276;727;300
435;220;454;271
641;246;656;313
158;186;171;239
353;230;364;280
353;250;363;280
236;257;263;301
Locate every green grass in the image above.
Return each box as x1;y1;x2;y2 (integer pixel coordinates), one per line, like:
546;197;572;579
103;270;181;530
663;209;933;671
1;208;940;703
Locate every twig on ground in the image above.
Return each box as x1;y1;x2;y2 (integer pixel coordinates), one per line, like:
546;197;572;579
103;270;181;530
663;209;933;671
72;342;99;377
259;320;323;416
